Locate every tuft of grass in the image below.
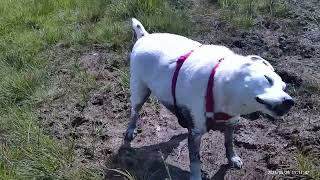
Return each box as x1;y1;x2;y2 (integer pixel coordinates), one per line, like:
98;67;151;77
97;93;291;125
108;169;136;180
296;153;320;179
71;61;97;105
115;67;131;90
0;67;43;110
149;96;161;114
217;0;288;28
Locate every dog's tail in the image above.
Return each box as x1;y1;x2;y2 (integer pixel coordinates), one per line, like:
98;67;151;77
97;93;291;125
132;18;148;39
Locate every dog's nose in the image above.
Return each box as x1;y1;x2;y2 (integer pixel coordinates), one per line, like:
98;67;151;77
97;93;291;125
273;98;294;116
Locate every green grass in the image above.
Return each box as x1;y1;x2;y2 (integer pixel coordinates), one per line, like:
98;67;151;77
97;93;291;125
90;0;191;48
107;169;136;180
296;153;320;179
115;67;130;90
0;107;103;179
217;0;288;28
0;0;190;179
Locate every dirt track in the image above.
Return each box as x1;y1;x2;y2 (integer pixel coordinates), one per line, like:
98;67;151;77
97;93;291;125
38;0;320;179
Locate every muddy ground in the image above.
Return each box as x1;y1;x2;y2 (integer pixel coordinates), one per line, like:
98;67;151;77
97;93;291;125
38;0;320;179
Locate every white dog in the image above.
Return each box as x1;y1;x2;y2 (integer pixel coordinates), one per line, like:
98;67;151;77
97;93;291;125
124;18;294;180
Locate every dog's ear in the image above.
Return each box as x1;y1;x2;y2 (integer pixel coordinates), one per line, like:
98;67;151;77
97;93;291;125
247;55;275;71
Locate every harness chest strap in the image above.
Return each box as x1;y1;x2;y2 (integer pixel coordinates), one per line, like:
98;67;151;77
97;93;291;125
171;50;195;107
205;58;233;122
171;49;233;123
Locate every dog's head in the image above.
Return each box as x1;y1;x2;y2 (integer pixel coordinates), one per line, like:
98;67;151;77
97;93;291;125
226;55;294;117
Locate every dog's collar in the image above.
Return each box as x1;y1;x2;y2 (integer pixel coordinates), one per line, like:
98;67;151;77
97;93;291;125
205;58;233;124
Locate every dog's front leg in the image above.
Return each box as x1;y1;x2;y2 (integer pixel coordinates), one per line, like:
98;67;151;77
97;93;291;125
224;124;243;168
188;130;202;180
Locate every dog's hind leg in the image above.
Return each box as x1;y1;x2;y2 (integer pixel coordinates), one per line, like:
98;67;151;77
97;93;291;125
188;130;203;180
124;79;150;142
224;125;243;168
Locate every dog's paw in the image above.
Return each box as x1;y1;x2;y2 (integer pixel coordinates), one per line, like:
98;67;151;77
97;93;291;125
228;155;243;169
124;128;137;142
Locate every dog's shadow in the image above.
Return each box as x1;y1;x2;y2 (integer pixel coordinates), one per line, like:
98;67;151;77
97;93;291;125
209;164;230;180
107;133;230;180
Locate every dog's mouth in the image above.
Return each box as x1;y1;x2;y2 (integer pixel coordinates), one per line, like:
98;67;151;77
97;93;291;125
255;97;293;117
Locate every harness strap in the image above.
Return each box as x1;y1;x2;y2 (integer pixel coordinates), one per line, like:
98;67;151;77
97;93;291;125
172;50;195;107
205;58;233;122
171;47;233;128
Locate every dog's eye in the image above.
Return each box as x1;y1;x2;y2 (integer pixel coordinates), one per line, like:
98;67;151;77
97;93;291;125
264;75;273;86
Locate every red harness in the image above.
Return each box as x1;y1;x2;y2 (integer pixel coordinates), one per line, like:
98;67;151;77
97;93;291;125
171;48;233;126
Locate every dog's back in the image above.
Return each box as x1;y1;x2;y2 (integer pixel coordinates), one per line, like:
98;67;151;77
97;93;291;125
130;19;202;101
131;18;200;65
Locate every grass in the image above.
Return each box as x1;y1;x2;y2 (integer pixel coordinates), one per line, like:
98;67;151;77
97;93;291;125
217;0;288;28
0;0;190;179
90;0;191;48
115;67;131;90
0;106;102;179
107;169;136;180
296;153;320;179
